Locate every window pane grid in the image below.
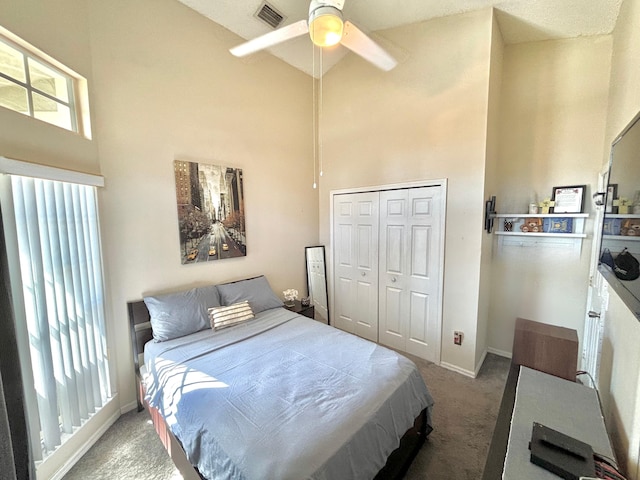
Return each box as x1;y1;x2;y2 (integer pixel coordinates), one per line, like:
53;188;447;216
0;38;26;82
0;75;28;114
10;175;111;456
28;57;69;103
0;36;77;132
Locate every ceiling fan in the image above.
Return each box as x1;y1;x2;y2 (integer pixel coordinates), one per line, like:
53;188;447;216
229;0;398;71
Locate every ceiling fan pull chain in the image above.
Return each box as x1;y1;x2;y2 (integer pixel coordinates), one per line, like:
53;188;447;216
312;44;317;189
319;47;323;178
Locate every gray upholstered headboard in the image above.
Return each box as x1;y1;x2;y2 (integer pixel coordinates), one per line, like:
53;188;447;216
127;300;153;411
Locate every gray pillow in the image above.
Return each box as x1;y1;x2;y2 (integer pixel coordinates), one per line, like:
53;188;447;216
144;285;220;342
216;276;283;314
195;284;221;311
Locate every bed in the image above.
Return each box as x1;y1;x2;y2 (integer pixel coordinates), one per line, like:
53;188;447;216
129;275;434;480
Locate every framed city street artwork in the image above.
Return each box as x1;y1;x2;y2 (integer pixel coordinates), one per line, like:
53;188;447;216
174;160;246;264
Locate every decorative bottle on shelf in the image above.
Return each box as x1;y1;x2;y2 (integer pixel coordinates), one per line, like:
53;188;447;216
633;191;640;214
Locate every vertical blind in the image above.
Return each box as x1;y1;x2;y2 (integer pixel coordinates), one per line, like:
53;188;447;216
10;175;110;454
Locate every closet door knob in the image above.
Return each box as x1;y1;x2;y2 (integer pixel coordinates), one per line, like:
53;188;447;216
361;271;366;277
391;277;397;283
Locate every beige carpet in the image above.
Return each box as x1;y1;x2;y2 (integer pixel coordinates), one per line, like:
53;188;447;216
64;353;509;480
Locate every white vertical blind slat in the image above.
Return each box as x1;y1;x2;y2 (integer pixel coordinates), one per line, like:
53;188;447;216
57;181;85;428
51;180;81;431
74;189;102;406
84;187;109;402
12;177;61;450
68;183;94;415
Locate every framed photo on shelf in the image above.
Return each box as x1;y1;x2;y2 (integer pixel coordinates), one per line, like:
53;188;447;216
550;185;586;213
606;184;618;214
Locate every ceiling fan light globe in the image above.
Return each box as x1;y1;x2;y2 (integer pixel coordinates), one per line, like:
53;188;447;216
309;6;344;47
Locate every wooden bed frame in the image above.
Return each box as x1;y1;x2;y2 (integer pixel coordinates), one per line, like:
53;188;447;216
128;299;429;480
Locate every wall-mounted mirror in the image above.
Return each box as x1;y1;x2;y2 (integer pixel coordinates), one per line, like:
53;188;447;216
305;246;329;324
598;110;640;319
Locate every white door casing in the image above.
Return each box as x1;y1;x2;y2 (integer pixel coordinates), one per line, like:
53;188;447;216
378;187;443;362
582;165;609;386
333;191;379;341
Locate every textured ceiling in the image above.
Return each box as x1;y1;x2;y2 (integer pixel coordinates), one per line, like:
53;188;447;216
178;0;623;77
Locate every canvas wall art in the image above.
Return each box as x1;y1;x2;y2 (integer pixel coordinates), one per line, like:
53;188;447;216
174;160;246;264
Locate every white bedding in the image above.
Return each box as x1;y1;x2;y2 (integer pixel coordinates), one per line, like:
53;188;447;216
144;307;433;480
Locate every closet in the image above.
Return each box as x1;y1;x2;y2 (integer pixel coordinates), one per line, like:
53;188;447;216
332;184;444;363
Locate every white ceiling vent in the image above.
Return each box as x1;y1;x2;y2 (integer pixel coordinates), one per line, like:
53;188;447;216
255;2;286;29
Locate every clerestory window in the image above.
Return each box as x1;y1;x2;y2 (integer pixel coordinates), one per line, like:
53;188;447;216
0;27;89;136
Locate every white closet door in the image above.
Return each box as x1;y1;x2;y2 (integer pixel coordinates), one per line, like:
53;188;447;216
378;186;442;362
333;192;379;341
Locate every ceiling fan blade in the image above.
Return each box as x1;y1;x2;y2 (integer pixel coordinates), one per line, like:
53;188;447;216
230;19;309;57
340;21;397;71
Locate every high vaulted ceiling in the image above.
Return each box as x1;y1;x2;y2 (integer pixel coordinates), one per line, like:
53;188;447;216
177;0;623;77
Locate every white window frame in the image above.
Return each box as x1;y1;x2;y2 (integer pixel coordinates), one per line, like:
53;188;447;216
0;25;91;138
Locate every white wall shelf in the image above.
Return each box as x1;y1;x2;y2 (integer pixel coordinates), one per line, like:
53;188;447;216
603;235;640;241
494;213;589;218
492;213;589;253
602;212;640;260
603;213;640;238
496;231;587;239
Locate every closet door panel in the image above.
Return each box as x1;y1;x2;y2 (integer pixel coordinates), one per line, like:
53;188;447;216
379;187;442;362
408;291;429;346
410;225;430;278
335;277;355;333
332;192;379;341
382;285;404;350
334;216;355;333
379;190;409;348
405;188;442;362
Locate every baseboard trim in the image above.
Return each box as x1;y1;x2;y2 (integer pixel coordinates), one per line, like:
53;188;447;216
475;350;488;377
440;361;476;378
45;398;121;480
488;347;512;359
120;400;138;415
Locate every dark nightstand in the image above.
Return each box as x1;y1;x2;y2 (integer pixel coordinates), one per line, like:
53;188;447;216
285;300;315;319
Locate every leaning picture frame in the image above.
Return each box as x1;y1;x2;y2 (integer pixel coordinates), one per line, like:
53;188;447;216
606;184;618;214
550;185;586;213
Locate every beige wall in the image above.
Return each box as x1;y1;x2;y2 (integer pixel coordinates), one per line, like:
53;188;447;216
598;0;640;475
319;8;494;374
487;36;611;354
86;0;317;410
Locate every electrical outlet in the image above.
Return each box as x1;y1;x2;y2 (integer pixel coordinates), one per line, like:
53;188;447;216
454;331;463;345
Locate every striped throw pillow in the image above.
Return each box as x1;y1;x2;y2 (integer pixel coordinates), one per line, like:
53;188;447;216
209;301;254;330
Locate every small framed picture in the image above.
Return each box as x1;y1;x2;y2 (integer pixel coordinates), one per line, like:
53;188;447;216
550;185;586;213
606;184;618;214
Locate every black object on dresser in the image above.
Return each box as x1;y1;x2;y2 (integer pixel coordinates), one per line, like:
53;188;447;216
285;299;315;319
